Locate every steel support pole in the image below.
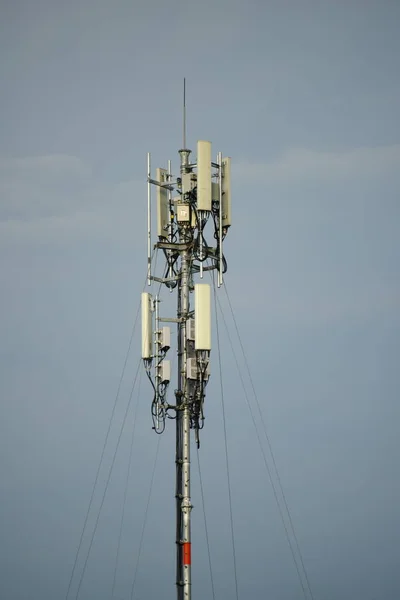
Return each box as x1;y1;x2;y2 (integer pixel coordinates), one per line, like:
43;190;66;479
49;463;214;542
176;150;192;600
176;248;191;600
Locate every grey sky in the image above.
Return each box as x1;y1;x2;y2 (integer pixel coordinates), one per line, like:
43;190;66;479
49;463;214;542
1;1;399;599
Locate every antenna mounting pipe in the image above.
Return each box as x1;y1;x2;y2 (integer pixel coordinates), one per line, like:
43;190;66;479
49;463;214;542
147;153;152;285
218;151;223;287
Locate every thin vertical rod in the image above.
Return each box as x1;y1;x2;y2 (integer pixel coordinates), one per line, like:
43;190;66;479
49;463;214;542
168;159;173;283
200;211;203;279
218;151;223;287
147;152;152;285
154;295;159;430
183;78;186;149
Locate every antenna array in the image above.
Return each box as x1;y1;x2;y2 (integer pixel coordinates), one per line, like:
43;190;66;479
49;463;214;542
141;131;232;600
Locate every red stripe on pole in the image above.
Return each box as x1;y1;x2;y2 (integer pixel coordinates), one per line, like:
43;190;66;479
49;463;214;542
183;542;191;565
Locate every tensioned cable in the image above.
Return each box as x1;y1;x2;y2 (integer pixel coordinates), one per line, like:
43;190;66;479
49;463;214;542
74;356;142;599
109;247;164;599
129;341;175;599
72;253;159;598
111;370;143;599
65;278;147;600
212;273;240;600
114;248;164;600
214;290;309;600
65;249;159;600
223;283;315;600
130;434;162;600
195;448;216;600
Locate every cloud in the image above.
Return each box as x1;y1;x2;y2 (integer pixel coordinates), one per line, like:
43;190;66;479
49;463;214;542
0;154;144;247
0;154;91;178
226;272;400;329
0;154;93;220
234;144;400;183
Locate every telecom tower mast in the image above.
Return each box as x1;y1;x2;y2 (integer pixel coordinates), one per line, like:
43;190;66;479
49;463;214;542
141;103;231;600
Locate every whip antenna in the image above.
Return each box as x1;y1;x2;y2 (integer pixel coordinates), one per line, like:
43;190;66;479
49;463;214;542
183;78;187;149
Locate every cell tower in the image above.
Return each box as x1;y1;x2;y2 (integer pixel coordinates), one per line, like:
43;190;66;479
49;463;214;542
141;92;231;600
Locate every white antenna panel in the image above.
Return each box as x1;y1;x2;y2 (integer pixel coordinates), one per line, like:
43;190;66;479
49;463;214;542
221;157;231;227
156;168;169;238
212;182;220;201
186;318;195;341
194;283;211;351
161;326;171;352
197;141;212;211
186;358;210;380
187;357;198;380
141;292;153;359
159;360;171;383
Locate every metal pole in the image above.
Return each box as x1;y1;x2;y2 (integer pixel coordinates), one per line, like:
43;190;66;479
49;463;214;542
154;295;159;431
176;150;192;600
147;152;151;286
167;159;173;282
218;151;223;287
183;78;186;150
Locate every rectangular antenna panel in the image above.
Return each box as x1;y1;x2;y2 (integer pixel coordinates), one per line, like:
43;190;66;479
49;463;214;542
160;326;171;352
158;360;171;383
212;182;220;202
187;358;210;380
182;172;195;194
221;157;232;227
156;168;169;238
187;358;198;380
186;318;195;341
141;292;153;358
197;141;212;211
195;283;211;351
